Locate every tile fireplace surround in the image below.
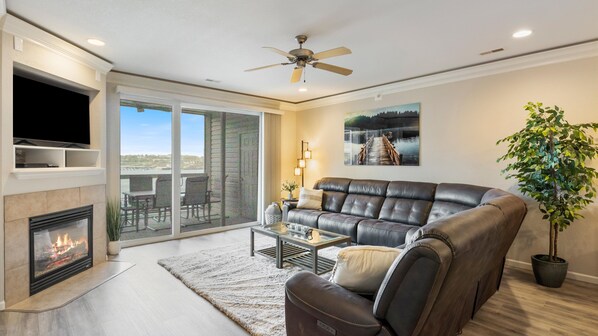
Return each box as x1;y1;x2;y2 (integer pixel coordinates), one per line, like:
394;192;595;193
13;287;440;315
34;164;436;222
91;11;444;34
4;185;107;307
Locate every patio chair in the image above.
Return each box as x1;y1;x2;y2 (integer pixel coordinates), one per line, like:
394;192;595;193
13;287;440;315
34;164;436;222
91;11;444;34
122;175;154;231
182;175;211;223
153;175;172;222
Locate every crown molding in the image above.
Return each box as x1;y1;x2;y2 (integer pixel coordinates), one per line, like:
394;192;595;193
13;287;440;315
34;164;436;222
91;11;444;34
293;41;598;111
109;71;290;114
113;83;285;116
1;14;113;74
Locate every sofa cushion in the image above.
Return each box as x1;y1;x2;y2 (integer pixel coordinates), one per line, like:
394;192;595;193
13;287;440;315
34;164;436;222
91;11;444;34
314;177;352;193
434;183;490;207
348;179;389;196
341;194;385;219
357;219;418;247
331;246;402;295
386;181;437;200
318;213;364;242
427;201;473;223
322;191;348;213
297;188;324;210
378;198;433;226
427;183;490;223
287;209;327;228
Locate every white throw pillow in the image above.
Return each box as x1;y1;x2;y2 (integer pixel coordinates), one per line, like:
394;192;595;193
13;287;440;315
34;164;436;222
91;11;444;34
297;188;323;210
331;245;402;294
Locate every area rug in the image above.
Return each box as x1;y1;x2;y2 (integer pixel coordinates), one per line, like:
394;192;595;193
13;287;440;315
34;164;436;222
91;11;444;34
158;238;340;336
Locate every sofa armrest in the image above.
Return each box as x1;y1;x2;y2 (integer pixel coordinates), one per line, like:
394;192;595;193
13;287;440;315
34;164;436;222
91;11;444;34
285;271;382;336
396;227;420;249
282;201;298;221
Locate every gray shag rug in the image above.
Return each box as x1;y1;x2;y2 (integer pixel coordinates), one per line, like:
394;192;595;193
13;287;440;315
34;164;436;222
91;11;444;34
158;237;340;336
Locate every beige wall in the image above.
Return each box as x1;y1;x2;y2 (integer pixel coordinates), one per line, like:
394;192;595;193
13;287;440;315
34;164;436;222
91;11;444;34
279;110;298;199
295;56;598;279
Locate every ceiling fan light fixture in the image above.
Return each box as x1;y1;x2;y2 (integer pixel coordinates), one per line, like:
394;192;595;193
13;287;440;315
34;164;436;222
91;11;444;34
246;35;353;81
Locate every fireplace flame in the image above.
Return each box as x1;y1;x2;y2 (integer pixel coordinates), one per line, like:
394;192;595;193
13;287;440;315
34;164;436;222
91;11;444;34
53;233;87;256
56;233;69;247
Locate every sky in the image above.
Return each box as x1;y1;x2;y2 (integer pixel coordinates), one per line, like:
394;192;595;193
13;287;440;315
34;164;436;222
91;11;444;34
120;106;205;156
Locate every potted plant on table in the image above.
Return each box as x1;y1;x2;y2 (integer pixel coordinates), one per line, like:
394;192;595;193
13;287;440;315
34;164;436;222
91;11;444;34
106;199;123;255
282;180;299;200
497;102;598;287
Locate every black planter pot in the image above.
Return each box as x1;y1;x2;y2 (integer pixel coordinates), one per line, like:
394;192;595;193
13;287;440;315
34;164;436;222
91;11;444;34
531;254;568;288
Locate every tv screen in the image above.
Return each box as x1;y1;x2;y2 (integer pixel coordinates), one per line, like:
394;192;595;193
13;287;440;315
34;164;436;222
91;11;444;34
13;74;90;147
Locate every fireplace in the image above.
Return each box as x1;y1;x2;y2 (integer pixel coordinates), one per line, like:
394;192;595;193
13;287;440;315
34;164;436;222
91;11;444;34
29;205;93;294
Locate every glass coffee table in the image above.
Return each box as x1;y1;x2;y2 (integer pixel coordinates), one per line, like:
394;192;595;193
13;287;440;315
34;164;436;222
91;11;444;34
250;222;351;274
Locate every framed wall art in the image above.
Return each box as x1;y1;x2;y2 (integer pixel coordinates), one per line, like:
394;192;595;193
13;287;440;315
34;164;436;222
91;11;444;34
344;103;420;166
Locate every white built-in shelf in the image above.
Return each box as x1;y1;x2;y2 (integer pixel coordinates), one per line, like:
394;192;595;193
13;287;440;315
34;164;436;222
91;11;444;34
12;145;103;180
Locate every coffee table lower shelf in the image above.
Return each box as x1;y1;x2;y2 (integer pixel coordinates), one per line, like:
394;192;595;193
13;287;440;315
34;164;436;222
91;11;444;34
254;244;305;260
255;244;336;275
285;252;336;275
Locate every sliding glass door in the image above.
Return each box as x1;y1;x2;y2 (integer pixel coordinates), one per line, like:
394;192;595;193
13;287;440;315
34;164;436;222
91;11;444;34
181;109;259;232
119;99;260;242
119;101;173;241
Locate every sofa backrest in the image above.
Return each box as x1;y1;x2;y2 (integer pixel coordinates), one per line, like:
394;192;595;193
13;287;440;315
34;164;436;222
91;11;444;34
314;177;351;213
312;178;497;227
427;183;490;223
340;179;389;218
379;181;437;226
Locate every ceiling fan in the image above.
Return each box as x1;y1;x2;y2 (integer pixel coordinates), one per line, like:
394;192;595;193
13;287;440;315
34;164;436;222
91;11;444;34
245;35;352;83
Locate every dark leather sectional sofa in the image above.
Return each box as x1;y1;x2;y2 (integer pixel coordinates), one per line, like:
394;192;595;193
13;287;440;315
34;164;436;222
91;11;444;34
283;177;527;336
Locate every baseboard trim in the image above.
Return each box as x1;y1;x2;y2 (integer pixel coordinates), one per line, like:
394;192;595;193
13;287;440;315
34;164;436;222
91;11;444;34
119;221;258;248
506;258;598;285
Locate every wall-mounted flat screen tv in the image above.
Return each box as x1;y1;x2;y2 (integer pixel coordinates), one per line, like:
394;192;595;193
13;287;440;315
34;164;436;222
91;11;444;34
13;74;90;148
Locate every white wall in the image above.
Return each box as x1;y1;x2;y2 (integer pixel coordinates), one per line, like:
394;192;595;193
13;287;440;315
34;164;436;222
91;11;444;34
0;15;111;308
1;17;110;195
296;56;598;280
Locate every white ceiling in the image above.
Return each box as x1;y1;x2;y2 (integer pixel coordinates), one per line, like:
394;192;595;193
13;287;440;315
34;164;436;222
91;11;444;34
6;0;598;103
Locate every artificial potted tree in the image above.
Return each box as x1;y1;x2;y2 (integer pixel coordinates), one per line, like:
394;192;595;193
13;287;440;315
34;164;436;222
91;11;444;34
106;199;123;255
497;102;598;287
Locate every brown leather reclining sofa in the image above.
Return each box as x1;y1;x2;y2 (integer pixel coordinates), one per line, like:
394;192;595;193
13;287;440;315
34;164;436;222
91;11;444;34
282;177;527;336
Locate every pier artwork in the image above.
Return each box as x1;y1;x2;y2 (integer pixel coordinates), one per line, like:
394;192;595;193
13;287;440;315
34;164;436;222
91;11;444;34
357;134;402;165
345;103;420;166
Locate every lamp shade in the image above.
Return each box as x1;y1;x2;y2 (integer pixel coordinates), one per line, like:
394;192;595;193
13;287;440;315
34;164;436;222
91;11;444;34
294;167;302;176
299;159;306;168
304;150;312;159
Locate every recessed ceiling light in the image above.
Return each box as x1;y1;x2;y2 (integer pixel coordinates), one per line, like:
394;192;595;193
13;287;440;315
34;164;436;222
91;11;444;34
298;87;308;92
87;38;105;46
512;30;532;38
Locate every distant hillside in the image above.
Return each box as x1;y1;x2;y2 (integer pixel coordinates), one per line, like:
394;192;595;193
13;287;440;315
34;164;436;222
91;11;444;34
345;110;419;130
121;154;203;170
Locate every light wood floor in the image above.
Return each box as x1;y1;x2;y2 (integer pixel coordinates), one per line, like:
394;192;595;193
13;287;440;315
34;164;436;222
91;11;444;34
1;228;597;336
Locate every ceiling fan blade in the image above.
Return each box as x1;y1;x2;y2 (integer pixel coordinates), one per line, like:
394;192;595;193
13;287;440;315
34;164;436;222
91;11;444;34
313;47;351;60
290;67;303;83
263;47;295;59
245;63;284;72
312;62;353;76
